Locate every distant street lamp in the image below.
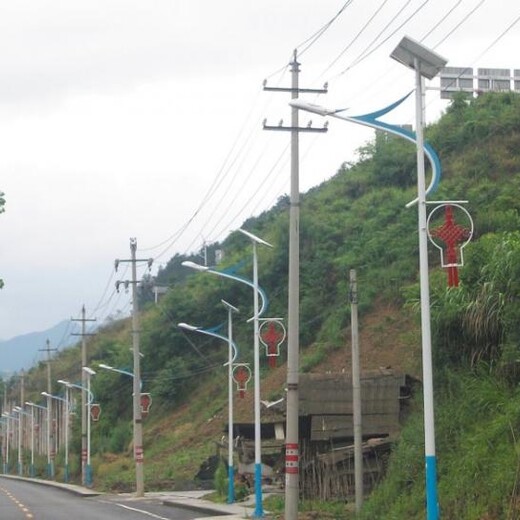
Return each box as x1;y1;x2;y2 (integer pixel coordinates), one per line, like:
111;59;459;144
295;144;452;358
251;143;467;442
390;35;447;520
179;298;240;504
56;381;73;482
98;363;136;380
0;417;9;474
11;408;24;476
1;412;18;474
41;391;68;481
82;367;96;487
53;371;96;486
13;406;32;477
25;402;48;477
183;229;272;517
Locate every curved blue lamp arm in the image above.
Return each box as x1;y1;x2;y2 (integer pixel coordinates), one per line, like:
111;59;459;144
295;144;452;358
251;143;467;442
326;91;442;206
198;327;239;364
209;267;269;318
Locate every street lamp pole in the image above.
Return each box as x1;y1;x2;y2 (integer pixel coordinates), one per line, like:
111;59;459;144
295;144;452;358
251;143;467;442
2;413;20;475
238;228;272;519
56;382;71;482
183;230;272;518
13;407;32;477
12;409;23;476
58;376;96;487
222;299;240;505
41;392;67;481
179;299;240;505
390;35;447;520
1;414;12;473
82;367;96;487
25;402;47;477
0;417;8;474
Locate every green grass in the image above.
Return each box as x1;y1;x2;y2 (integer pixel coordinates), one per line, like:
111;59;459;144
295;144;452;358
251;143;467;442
357;367;520;520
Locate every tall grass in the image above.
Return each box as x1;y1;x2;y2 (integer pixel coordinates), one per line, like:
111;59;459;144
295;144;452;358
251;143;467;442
358;367;520;519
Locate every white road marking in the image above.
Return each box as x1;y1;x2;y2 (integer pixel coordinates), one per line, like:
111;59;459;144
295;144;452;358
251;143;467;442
98;499;171;520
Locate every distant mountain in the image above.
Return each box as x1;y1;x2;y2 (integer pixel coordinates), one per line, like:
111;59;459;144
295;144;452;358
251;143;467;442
0;320;81;376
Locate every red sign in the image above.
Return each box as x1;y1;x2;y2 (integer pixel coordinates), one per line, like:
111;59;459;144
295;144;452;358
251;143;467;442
285;443;299;474
140;393;152;417
135;446;144;463
233;365;251;399
90;403;101;422
430;205;472;287
260;320;286;368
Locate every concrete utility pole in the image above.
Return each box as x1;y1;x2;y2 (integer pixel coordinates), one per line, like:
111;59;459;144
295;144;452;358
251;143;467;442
39;339;57;478
349;269;363;511
115;238;153;498
71;305;96;486
263;50;328;520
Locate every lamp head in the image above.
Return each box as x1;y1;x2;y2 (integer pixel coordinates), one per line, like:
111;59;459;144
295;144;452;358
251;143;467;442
82;366;96;376
178;322;199;332
289;99;343;116
182;260;209;272
238;228;273;247
221;299;240;314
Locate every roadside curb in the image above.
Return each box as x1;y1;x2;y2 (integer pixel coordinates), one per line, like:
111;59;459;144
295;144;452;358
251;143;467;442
0;474;101;497
162;495;255;518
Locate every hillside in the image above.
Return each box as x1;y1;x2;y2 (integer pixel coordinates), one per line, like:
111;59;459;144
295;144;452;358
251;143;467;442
3;91;520;519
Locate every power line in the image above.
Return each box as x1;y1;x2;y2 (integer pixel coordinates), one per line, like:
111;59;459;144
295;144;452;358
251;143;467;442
430;0;487;49
420;0;463;42
337;0;431;77
296;0;355;58
318;0;392;79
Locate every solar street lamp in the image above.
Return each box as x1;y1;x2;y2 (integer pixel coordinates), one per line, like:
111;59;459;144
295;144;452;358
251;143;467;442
14;406;33;477
82;367;96;487
179;298;240;504
25;402;47;477
390;35;447;520
183;228;272;517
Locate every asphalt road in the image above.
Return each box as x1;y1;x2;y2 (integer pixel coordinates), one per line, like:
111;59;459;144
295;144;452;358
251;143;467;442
0;477;209;520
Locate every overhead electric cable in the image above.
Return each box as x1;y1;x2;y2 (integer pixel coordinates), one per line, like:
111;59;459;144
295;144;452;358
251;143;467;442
202;142;289;246
430;0;487;49
470;11;520;63
138;87;265;254
296;0;355;58
337;0;431;77
318;0;392;79
420;0;463;42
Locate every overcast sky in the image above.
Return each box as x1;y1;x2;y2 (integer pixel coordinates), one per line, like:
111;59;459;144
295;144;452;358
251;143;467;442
1;0;519;345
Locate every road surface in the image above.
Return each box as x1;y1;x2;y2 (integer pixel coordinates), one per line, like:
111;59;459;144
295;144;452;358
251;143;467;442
0;477;209;520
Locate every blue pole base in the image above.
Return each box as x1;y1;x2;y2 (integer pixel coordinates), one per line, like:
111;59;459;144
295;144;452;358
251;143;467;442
227;465;235;504
253;462;264;518
64;464;70;483
85;464;93;487
425;455;439;520
30;464;35;478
